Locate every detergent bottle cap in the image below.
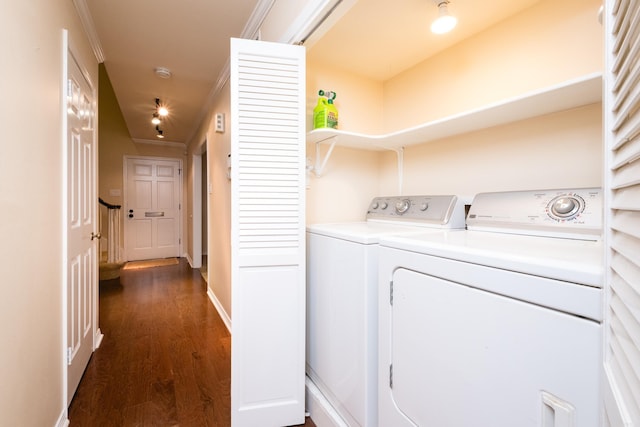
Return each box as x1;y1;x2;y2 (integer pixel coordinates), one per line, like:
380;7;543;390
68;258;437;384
328;99;334;104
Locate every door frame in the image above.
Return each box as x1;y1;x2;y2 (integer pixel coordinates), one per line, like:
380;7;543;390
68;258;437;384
61;29;103;413
190;140;206;268
122;155;184;261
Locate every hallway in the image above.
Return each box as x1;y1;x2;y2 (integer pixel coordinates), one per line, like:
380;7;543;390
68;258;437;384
68;259;315;426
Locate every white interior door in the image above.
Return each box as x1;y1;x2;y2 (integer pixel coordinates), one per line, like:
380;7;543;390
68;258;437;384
124;157;181;261
65;42;98;403
230;38;306;427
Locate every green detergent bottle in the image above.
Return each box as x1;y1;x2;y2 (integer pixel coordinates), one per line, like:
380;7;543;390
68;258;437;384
313;90;338;129
326;98;338;129
313;91;328;129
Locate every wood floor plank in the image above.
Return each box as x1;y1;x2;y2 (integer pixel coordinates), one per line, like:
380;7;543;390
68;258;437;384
68;259;315;427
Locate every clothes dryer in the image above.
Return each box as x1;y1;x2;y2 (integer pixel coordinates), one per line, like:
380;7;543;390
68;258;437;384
306;195;466;427
378;188;603;427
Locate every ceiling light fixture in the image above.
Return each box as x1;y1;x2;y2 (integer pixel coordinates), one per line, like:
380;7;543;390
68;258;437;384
155;98;169;117
431;1;457;34
156;125;164;138
151;112;161;125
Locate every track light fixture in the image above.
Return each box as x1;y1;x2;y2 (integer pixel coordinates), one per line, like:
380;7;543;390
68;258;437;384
431;1;457;34
156;98;169;116
156;125;164;139
152;98;169;131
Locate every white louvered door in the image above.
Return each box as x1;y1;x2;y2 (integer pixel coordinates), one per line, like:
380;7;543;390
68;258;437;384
603;1;640;426
230;38;306;427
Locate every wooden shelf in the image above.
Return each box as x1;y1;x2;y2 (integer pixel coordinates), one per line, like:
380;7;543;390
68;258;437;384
307;73;602;151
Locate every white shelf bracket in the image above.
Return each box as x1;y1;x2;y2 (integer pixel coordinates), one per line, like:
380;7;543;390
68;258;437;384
393;147;404;195
312;136;338;177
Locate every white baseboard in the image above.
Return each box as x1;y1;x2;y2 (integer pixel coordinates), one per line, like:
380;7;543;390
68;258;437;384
185;252;194;268
54;408;69;427
207;287;231;333
94;328;104;349
305;376;348;427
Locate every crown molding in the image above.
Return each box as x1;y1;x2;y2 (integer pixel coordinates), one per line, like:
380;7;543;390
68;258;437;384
72;0;105;63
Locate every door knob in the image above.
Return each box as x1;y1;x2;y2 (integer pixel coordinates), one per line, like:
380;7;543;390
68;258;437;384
91;232;102;240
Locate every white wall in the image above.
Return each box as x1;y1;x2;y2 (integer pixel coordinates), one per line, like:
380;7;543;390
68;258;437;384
0;1;97;425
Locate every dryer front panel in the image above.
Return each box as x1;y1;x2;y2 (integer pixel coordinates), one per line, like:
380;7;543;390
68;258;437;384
387;267;601;427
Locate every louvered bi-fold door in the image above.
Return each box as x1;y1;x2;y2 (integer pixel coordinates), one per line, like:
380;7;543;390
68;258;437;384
229;38;306;427
603;1;640;426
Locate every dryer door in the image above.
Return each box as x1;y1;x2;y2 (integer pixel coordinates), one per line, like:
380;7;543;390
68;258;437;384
390;268;600;427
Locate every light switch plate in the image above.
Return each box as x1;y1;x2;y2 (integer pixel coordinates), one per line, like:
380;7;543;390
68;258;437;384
215;113;225;133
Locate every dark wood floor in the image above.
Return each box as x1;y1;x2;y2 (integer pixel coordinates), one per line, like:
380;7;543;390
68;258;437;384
69;258;315;427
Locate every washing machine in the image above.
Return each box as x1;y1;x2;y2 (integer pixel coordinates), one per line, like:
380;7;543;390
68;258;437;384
377;188;603;427
306;195;466;427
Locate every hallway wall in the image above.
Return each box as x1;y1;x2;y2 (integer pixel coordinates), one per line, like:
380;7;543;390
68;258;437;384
0;1;97;425
98;64;188;260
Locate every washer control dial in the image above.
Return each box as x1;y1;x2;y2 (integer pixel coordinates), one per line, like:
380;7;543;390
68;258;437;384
380;201;388;210
547;194;585;221
420;203;429;211
395;199;411;215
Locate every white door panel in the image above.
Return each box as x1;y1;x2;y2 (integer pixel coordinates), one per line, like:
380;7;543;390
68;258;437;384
66;43;97;404
230;38;306;427
124;157;181;261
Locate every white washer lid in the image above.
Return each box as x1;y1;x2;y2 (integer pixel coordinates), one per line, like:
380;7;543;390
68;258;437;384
306;222;450;244
380;230;603;286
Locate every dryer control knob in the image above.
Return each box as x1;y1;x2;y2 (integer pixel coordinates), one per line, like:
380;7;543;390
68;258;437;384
371;202;379;209
380;202;388;210
395;199;411;214
552;197;577;215
420;203;429;211
548;195;583;220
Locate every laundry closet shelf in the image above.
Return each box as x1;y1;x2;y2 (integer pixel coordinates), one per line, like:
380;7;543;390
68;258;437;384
307;72;602;151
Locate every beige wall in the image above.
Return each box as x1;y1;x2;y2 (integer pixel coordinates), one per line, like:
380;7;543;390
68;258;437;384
0;1;97;425
383;0;603;131
186;0;604;324
378;103;603;197
98;64;188;259
204;84;233;320
304;0;603;223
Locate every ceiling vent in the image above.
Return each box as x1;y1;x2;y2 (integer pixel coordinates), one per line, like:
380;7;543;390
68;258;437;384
154;67;172;79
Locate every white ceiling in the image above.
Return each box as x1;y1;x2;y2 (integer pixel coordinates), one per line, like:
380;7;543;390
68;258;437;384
80;0;542;146
83;0;259;145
